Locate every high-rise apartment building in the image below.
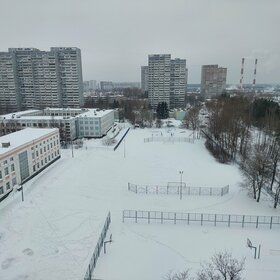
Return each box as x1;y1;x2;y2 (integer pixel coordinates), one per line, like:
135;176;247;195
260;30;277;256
147;54;187;109
83;80;98;91
148;54;171;109
141;66;149;93
0;51;20;112
0;47;84;114
201;65;227;97
170;59;187;108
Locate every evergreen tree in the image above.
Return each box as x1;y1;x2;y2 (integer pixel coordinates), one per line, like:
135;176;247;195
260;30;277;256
156;102;169;119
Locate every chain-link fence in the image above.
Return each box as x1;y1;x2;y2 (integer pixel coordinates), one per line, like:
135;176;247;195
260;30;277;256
122;210;280;229
128;182;229;196
144;137;194;143
84;212;111;280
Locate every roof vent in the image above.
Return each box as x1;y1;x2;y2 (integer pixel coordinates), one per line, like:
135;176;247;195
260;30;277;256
2;142;10;148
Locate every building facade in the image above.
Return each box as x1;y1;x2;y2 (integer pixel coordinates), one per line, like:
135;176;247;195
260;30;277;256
77;109;114;138
148;54;171;109
170;59;187;108
147;54;187;109
0;128;60;201
141;66;149;93
0;47;84;114
200;65;227;97
100;81;114;92
0;108;115;141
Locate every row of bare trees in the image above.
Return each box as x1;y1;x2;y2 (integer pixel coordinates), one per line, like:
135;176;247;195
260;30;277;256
205;96;280;207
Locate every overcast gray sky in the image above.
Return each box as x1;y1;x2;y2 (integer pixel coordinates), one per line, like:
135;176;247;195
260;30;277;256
0;0;279;84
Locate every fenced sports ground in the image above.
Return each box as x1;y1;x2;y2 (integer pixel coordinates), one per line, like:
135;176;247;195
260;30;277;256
128;182;229;196
122;210;280;229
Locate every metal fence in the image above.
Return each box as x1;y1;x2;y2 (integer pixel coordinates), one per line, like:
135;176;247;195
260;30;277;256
144;137;194;143
122;210;280;229
84;212;111;280
128;182;229;196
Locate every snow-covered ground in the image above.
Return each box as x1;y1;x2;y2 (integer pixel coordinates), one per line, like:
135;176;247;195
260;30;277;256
0;125;280;280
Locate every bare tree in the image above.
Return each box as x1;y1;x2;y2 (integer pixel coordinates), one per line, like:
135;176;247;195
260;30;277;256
197;251;245;280
164;270;192;280
163;252;245;280
240;138;272;202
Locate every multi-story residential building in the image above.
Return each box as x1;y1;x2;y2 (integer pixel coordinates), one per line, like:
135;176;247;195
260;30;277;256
201;65;227;97
0;47;84;114
0;108;114;141
0;51;20;113
112;82;140;89
100;81;114;92
170;59;187;108
141;66;149;93
83;80;98;92
51;47;84;108
147;54;187;109
0;128;60;202
148;54;171;109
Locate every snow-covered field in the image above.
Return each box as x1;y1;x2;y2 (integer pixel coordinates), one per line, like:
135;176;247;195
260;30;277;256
0;125;280;280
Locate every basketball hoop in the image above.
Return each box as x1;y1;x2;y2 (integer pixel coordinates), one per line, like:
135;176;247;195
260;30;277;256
247;238;252;248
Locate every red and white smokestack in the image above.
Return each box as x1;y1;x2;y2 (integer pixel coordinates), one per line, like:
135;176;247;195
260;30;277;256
240;58;245;89
252;58;257;86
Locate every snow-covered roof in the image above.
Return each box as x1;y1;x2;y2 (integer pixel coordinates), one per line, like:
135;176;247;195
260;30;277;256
78;109;114;118
0;128;58;156
13;116;75;121
0;110;41;120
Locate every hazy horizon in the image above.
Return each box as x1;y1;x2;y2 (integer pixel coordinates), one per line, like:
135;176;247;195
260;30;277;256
1;0;279;84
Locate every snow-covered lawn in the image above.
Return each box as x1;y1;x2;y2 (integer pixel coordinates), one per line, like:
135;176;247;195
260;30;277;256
0;126;280;280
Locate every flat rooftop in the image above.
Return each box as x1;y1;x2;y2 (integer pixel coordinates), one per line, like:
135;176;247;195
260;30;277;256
0;128;58;156
0;110;41;120
78;109;114;118
0;108;114;120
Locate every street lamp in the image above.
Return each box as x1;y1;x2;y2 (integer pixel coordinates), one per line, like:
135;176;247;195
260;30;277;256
179;171;183;200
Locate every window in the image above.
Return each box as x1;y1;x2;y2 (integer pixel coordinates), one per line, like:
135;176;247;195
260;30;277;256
32;153;35;159
33;165;36;172
37;163;39;169
0;170;2;179
10;157;14;161
44;147;46;152
40;148;42;154
0;186;3;195
12;178;17;186
48;155;50;161
6;182;10;190
4;167;9;176
11;164;15;172
41;160;43;166
36;151;39;157
18;151;30;182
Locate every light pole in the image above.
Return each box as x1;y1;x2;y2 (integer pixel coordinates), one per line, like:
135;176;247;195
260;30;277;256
179;171;183;200
124;139;126;158
71;140;74;158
